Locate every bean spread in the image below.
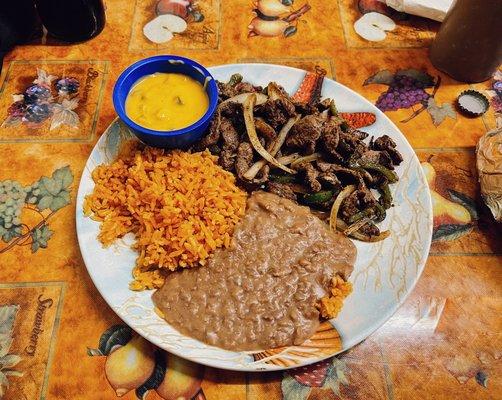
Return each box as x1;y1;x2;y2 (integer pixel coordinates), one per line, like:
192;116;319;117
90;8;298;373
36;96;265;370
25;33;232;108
153;191;356;351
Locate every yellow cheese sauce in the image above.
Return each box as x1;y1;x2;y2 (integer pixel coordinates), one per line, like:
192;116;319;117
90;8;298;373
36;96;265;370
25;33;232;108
125;73;209;131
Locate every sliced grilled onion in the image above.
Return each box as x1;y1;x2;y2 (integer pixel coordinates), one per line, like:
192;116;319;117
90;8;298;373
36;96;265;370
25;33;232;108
243;116;299;180
267;82;285;101
221;92;268;106
290;152;322;168
343;217;372;236
243;94;296;176
276;153;300;165
335;219;390;242
329;185;356;232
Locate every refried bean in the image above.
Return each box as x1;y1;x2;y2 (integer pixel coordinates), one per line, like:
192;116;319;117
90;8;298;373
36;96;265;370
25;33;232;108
152;191;356;351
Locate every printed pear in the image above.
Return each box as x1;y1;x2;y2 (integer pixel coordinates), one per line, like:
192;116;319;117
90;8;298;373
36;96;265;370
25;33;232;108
421;162;471;228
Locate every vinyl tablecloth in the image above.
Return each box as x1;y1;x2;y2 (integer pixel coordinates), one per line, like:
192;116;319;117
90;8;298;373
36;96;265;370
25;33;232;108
0;1;500;399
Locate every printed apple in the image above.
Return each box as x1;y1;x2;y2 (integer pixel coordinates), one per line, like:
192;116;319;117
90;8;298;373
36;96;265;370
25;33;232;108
358;0;393;16
143;14;187;43
354;12;396;41
156;0;191;19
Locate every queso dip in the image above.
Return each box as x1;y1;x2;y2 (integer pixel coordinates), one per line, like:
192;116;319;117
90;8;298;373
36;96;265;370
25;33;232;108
125;73;209;131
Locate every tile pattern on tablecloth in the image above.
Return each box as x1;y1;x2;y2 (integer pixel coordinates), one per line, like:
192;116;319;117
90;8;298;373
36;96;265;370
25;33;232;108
337;0;439;49
416;149;502;255
0;60;108;143
129;0;221;51
0;282;65;400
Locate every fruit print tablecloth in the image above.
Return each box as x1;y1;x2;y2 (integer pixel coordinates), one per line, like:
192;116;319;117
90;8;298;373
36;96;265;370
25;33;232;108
0;1;500;399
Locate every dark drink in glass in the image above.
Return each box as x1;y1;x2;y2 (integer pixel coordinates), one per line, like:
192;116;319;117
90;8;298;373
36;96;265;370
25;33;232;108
0;0;42;72
429;0;502;83
0;0;42;48
34;0;106;43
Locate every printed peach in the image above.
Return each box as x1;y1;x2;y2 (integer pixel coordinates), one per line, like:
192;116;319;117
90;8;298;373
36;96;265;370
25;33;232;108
105;335;155;397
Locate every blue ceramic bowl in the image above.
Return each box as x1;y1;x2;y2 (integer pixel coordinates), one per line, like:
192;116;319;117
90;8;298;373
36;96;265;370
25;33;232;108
113;55;218;148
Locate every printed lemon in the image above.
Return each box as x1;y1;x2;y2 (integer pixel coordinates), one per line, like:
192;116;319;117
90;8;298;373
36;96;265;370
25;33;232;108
105;335;155;396
155;354;203;400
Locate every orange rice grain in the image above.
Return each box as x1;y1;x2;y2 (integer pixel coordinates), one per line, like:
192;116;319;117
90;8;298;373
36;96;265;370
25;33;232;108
84;144;247;290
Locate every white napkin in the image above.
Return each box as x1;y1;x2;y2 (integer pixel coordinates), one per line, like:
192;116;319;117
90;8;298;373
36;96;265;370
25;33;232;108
382;0;453;21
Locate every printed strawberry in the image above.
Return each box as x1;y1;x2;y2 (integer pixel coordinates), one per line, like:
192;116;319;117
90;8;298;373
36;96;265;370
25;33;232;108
290;359;331;387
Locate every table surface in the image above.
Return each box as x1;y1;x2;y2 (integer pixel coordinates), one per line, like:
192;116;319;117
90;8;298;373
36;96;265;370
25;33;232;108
0;1;500;399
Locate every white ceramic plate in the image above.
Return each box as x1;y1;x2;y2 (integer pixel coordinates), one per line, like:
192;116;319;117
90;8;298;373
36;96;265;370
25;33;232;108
76;63;433;371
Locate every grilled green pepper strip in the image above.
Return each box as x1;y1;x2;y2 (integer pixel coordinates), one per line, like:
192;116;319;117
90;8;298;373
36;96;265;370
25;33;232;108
359;162;398;183
348;208;374;224
207;144;221;155
373;203;387;222
378;183;393;209
329;100;339;117
340;121;350;132
228;73;243;86
348;202;387;224
269;174;296;184
328;100;350;130
302;190;334;205
338;141;352;154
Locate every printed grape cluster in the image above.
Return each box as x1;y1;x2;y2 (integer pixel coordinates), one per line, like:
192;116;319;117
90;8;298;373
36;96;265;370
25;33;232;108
4;69;80;127
0;166;73;253
55;77;80;96
365;68;456;126
24;84;52;104
489;77;502;114
0;181;28;242
376;74;430;112
18;82;53;123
